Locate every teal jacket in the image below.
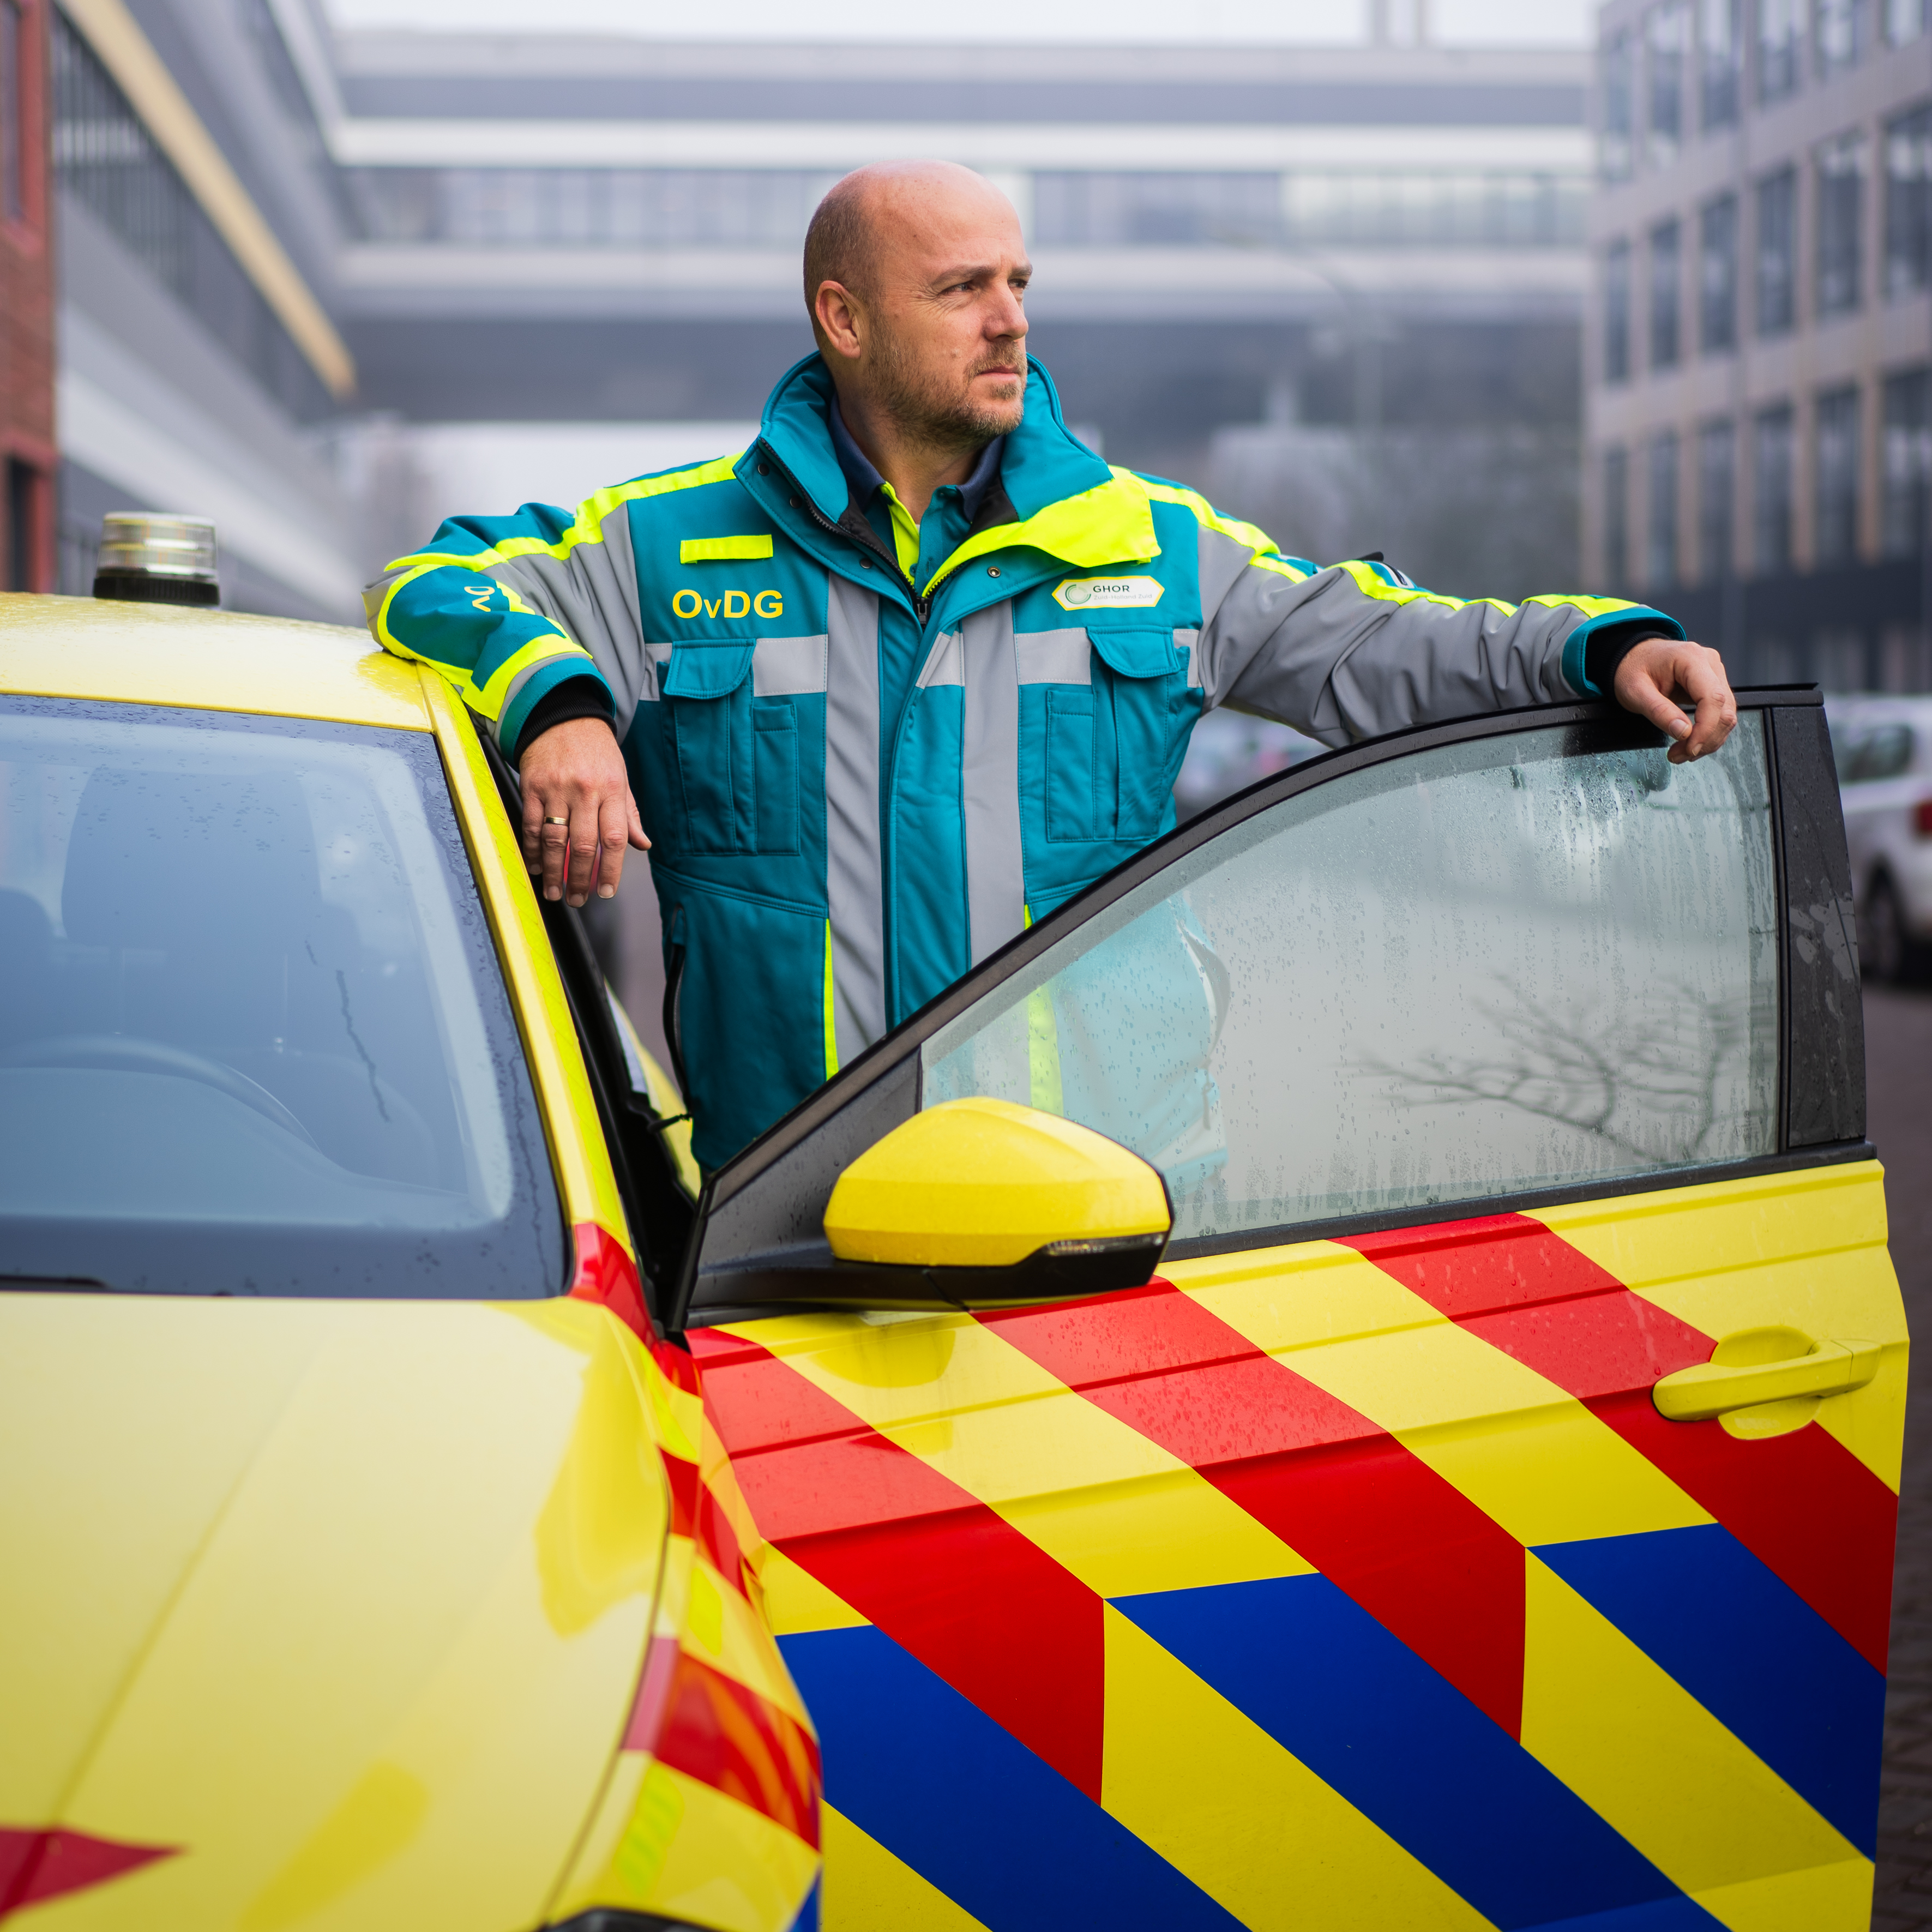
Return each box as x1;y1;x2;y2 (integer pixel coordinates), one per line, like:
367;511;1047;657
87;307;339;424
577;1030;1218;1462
367;353;1678;1170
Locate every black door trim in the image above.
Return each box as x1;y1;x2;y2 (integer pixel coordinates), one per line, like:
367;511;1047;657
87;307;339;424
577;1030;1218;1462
672;686;1841;1328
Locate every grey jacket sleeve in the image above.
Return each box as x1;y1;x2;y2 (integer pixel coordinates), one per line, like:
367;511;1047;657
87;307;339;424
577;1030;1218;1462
1192;524;1670;748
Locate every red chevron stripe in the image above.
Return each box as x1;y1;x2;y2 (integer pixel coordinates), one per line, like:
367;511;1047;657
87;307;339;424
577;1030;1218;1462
651;1647;822;1849
687;1328;1105;1798
1343;1214;1898;1672
979;1283;1528;1739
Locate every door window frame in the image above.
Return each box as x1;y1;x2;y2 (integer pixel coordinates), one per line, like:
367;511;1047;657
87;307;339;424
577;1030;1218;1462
671;689;1864;1330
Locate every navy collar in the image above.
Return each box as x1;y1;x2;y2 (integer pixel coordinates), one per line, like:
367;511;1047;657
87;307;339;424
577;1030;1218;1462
828;395;1004;524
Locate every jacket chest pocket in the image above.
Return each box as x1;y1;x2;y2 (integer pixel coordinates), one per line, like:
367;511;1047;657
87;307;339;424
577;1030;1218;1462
1046;627;1188;844
663;639;798;856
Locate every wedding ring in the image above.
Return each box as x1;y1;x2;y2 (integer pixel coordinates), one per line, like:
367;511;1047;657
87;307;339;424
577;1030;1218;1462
544;815;569;826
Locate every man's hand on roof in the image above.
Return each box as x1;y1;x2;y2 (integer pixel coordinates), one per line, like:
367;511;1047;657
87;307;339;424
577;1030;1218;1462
1614;636;1738;765
520;716;649;907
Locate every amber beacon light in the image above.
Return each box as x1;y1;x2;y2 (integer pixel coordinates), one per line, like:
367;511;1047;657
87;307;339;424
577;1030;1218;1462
92;513;220;607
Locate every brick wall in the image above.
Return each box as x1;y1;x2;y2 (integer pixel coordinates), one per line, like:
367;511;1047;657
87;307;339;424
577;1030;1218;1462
0;0;54;593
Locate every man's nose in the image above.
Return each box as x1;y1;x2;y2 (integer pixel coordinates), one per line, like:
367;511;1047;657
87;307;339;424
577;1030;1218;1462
985;280;1028;339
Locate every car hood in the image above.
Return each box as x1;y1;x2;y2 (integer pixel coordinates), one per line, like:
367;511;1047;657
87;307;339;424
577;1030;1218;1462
0;1293;669;1931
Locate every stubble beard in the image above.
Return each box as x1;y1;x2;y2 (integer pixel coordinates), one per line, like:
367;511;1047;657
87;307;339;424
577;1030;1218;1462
872;333;1026;458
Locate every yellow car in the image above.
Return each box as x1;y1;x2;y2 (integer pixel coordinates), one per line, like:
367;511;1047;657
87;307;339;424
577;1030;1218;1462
0;591;1908;1932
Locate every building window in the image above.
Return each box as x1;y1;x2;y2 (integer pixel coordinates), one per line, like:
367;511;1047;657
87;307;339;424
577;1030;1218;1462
1700;194;1738;350
1647;431;1682;585
1887;102;1932;299
1604;446;1630;582
1754;402;1795;570
1883;367;1931;553
1815;386;1863;563
1816;132;1868;317
1886;0;1926;40
1605;239;1633;382
1756;0;1803;103
52;15;332;422
0;0;21;224
1650;219;1684;366
1755;166;1797;333
1647;4;1689;166
1816;0;1872;73
5;459;35;592
1602;29;1635;180
1699;418;1736;581
1700;0;1742;128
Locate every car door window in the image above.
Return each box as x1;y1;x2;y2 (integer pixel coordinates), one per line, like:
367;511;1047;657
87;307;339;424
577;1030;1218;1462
0;697;561;1296
923;717;1778;1244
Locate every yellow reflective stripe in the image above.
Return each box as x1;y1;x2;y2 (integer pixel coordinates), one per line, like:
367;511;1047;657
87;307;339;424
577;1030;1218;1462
822;920;839;1080
878;485;923;580
474;634;598;722
1104;1608;1491;1932
922;470;1160;597
381;450;745;576
1133;474;1279;556
681;533;774;563
1522;592;1652;619
1333;556;1516;616
1521;1555;1865;1918
1019;905;1064;1113
1252;552;1314;582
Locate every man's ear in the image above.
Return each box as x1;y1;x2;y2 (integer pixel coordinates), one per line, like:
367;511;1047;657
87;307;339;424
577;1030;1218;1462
814;280;865;363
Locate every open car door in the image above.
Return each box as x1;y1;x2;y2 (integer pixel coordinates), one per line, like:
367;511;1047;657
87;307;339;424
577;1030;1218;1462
668;689;1904;1932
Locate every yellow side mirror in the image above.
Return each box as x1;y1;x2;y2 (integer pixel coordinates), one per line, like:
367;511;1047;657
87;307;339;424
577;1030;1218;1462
823;1097;1172;1298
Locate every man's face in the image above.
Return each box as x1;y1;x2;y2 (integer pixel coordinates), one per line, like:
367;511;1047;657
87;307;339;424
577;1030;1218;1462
844;183;1032;449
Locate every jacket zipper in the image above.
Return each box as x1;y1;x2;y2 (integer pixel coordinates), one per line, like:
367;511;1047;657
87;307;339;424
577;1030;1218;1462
758;443;932;624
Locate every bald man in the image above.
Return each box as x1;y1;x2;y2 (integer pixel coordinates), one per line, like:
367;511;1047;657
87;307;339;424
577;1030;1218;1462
366;160;1736;1173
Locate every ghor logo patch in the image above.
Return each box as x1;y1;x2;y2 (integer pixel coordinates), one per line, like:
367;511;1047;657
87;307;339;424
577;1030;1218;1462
1052;576;1163;611
672;588;784;621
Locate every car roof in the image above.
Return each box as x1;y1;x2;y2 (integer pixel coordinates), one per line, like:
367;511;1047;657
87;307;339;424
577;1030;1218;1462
0;593;431;731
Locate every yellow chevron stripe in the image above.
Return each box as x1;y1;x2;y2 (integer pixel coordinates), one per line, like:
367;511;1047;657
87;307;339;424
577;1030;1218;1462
1170;1243;1711;1546
822;1801;990;1931
1528;1165;1906;1488
752;1544;870;1637
737;1311;1310;1597
1102;1605;1495;1931
1521;1555;1869;1931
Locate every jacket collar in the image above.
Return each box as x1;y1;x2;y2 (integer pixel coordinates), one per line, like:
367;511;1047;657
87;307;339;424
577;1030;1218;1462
745;352;1157;586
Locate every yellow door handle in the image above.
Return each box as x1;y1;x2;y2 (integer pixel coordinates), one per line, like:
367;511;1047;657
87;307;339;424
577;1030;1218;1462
1653;1338;1882;1422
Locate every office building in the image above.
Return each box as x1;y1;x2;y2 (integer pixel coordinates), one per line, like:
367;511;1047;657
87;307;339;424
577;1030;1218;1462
1586;0;1932;687
3;0;53;593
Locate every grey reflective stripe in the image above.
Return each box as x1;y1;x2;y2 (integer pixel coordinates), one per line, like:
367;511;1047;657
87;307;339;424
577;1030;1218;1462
1196;522;1254;625
1175;628;1203;689
754;634;830;696
917;630;965;689
824;573;887;1066
1015;628;1092;685
486;505;649;739
638;635;830;701
960;603;1025;967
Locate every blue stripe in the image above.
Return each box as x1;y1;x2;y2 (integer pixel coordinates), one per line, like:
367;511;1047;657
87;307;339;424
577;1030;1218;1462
1117;1574;1716;1932
779;1626;1244;1932
1537;1524;1884;1857
784;1873;821;1932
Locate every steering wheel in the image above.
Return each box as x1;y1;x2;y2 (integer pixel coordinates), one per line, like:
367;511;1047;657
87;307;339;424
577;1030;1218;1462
0;1036;321;1151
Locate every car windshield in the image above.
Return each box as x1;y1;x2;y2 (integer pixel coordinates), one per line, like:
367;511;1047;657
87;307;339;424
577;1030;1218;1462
0;698;563;1297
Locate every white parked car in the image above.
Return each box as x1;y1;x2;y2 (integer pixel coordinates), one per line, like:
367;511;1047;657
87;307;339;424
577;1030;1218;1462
1829;696;1932;981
